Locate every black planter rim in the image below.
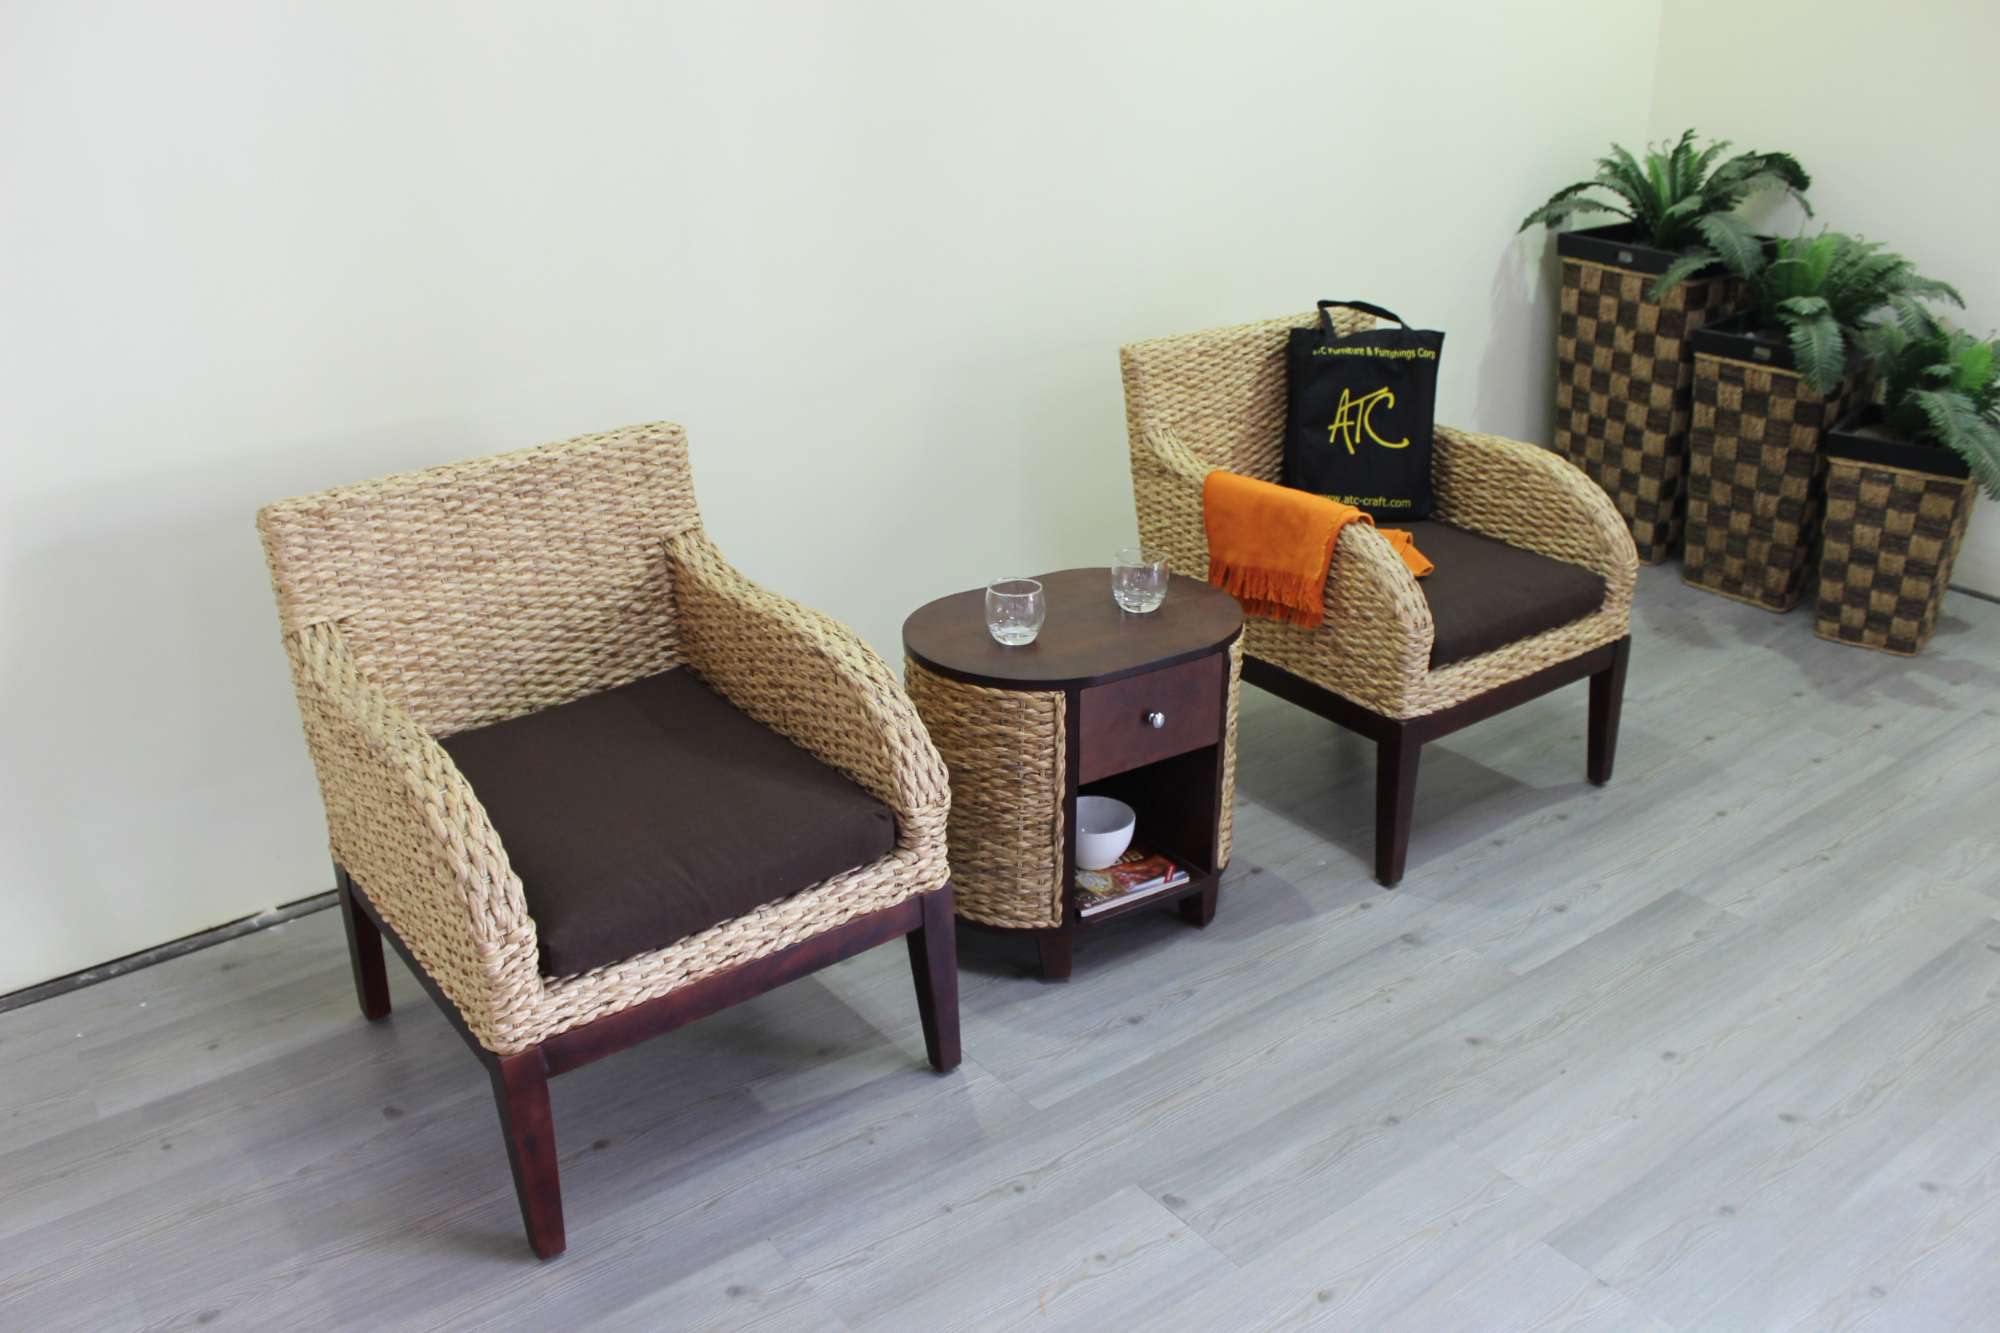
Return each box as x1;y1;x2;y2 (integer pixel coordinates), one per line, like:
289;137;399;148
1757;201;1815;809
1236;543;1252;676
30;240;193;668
1824;408;1975;481
1554;223;1725;279
1689;311;1870;380
1689;311;1797;370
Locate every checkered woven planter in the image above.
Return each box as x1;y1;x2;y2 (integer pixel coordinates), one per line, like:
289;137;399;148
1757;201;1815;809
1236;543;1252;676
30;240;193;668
1814;424;1978;656
1554;227;1746;564
1683;322;1860;612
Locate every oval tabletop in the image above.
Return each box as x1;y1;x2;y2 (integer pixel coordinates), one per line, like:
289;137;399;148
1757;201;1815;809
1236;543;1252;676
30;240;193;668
902;567;1243;690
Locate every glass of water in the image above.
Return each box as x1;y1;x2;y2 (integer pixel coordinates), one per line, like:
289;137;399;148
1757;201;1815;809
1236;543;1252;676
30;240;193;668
986;577;1045;646
1112;547;1170;613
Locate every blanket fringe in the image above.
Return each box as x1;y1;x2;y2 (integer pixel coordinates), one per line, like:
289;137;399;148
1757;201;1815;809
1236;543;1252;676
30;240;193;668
1208;556;1328;629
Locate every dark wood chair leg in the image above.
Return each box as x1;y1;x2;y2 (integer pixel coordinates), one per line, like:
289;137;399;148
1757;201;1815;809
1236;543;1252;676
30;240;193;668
334;863;392;1022
1588;635;1631;786
1375;729;1422;888
1035;930;1073;981
1178;879;1220;928
490;1051;565;1260
906;886;962;1073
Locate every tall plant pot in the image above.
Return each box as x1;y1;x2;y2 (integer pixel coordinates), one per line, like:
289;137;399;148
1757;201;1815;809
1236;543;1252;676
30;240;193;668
1555;225;1747;563
1682;315;1863;612
1814;414;1979;655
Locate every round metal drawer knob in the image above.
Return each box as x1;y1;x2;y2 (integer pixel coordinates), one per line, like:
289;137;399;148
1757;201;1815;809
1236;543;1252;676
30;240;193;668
1144;710;1166;729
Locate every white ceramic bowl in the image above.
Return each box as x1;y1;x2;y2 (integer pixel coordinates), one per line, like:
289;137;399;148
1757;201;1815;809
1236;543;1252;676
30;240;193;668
1075;795;1137;870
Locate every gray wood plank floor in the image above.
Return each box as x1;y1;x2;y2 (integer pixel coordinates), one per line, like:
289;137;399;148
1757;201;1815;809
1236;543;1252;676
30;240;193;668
3;568;1997;1331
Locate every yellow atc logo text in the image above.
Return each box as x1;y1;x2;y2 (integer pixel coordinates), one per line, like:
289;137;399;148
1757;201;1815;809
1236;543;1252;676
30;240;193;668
1327;386;1409;454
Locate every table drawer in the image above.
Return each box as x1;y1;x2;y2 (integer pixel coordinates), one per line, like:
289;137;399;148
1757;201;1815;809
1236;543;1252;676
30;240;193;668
1077;652;1225;784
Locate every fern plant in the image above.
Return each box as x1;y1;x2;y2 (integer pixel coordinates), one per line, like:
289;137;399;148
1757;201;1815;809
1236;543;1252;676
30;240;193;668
1653;231;1963;394
1859;317;2000;499
1518;129;1811;251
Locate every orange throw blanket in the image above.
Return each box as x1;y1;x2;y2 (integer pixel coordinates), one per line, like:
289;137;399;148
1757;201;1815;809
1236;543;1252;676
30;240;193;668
1202;471;1432;627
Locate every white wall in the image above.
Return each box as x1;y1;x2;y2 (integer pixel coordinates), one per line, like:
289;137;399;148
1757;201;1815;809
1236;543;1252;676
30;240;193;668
1652;0;2000;594
0;1;1665;992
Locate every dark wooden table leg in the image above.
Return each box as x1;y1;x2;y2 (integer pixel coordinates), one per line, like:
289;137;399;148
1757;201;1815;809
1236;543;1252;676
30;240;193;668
1178;878;1220;928
906;886;962;1072
1588;636;1631;786
490;1050;565;1260
334;863;392;1022
1035;930;1073;981
1375;729;1422;888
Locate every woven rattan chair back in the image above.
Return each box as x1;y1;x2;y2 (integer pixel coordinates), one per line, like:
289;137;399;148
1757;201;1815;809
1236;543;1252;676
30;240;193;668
1118;308;1375;482
257;421;698;735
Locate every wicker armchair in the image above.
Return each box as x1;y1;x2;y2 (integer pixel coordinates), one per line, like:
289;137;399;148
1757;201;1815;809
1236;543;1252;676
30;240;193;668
1122;312;1638;885
257;422;957;1259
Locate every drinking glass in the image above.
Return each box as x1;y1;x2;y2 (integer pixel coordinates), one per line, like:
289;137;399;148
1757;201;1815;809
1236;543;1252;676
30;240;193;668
1112;547;1170;613
986;577;1045;645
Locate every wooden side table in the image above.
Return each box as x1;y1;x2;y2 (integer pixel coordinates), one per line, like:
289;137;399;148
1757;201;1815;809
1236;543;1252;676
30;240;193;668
903;568;1244;979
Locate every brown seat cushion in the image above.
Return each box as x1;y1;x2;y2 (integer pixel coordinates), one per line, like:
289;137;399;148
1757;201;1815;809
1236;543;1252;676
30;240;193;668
440;669;897;978
1397;521;1607;668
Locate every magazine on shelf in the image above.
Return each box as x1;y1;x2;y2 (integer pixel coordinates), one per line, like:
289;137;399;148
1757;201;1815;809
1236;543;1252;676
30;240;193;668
1076;848;1190;917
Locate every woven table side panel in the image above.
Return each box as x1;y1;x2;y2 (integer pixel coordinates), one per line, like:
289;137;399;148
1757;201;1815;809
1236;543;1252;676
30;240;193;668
1218;636;1243;867
1684;356;1857;612
904;660;1068;929
1814;458;1977;655
257;422;697;737
1555;261;1743;562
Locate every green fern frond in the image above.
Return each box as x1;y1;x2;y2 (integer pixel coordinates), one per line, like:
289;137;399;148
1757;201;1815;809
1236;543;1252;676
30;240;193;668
1647;152;1669;212
1706;150;1811;197
1659;195;1703;221
1864;319;2000;498
1787;312;1847;395
1648;249;1721;301
1518;182;1620;233
1887;293;1939;337
1665;133;1691;200
1522;132;1811;254
1695;211;1764;278
1910;389;2000;499
1601;145;1657;230
1951;339;1996;397
1898;273;1966;308
1521;196;1633;232
1690;137;1733;184
1859;321;1912;367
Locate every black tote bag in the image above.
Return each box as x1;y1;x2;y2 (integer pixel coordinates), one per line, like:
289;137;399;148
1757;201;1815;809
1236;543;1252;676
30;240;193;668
1282;299;1444;520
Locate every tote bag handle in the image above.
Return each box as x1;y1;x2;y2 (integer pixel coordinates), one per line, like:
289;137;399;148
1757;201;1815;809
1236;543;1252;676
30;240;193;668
1318;299;1408;332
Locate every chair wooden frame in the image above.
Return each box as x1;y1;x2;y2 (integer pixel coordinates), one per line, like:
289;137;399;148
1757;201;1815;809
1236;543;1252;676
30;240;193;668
337;865;957;1259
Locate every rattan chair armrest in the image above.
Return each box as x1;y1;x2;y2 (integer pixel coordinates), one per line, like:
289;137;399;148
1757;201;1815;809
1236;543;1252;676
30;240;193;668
668;532;951;847
1320;518;1436;684
1131;427;1216;588
288;622;544;1050
1133;426;1433;689
1143;426;1214;488
1431;424;1639;609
